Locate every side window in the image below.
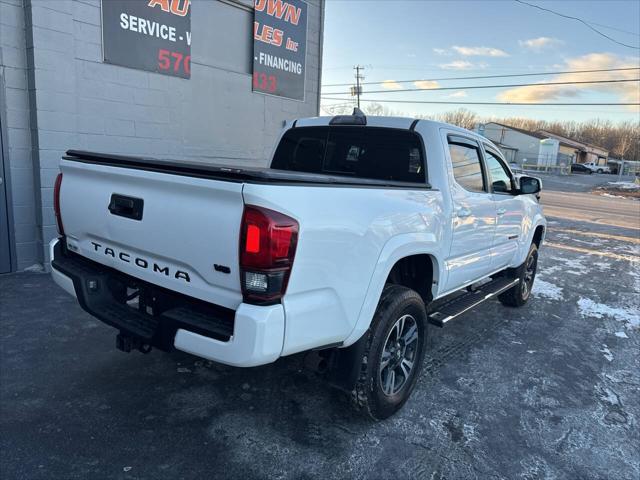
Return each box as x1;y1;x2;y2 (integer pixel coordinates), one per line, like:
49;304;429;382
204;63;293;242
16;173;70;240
484;150;514;193
448;141;485;193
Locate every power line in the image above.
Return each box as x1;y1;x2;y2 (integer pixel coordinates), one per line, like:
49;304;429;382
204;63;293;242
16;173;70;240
322;67;640;88
588;22;640;37
321;97;640;106
514;0;640;50
324;78;640;95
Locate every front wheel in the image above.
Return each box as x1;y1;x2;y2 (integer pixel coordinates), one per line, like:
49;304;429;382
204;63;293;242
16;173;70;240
499;243;538;307
352;285;427;420
597;169;603;174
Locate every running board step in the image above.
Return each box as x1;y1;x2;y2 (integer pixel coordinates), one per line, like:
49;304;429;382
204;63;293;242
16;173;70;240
428;277;520;327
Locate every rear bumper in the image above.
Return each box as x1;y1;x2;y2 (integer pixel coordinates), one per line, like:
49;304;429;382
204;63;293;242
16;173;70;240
49;238;284;367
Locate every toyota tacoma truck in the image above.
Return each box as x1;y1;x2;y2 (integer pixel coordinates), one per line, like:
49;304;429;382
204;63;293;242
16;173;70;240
50;110;546;419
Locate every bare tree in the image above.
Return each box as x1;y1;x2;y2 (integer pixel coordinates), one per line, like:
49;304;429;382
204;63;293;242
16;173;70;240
317;104;640;161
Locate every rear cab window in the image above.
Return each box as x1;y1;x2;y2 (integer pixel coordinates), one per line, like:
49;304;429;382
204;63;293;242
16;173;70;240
271;126;426;184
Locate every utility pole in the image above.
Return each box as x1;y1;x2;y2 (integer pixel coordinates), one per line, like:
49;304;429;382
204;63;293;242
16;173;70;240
353;65;364;109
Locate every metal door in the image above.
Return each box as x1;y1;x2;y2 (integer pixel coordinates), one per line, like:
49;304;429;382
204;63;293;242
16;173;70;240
0;115;12;273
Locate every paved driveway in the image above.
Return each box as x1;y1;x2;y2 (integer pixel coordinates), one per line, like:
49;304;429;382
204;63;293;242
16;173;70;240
1;203;639;479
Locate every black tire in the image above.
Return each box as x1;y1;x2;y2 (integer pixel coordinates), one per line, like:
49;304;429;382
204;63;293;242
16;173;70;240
352;284;428;420
499;243;538;307
597;169;603;174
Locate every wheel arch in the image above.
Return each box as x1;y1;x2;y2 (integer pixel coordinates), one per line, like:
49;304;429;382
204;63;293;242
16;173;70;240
532;224;545;247
385;254;438;305
342;234;444;347
513;215;546;267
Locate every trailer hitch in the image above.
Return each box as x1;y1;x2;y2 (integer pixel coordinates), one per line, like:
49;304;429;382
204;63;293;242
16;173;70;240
116;332;152;354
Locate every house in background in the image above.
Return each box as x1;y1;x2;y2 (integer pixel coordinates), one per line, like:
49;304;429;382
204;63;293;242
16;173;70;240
477;122;609;168
537;130;609;166
478;122;547;167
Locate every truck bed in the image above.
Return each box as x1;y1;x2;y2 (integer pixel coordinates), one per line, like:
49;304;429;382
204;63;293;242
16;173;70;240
65;150;432;189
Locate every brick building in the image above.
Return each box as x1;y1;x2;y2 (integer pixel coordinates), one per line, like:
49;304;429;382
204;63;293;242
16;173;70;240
0;0;325;273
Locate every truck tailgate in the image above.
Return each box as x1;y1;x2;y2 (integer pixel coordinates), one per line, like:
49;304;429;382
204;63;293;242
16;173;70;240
58;159;244;310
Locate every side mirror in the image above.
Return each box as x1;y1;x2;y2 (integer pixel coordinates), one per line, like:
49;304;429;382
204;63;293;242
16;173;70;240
519;176;541;195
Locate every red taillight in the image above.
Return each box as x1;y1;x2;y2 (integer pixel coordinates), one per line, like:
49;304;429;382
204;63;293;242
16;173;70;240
239;205;298;304
53;173;64;235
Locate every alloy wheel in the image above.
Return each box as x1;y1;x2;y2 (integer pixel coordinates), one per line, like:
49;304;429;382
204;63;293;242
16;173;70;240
521;251;537;300
379;314;419;396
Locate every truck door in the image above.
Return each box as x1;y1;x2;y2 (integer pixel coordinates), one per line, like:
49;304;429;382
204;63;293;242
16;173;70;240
442;134;496;293
482;145;523;271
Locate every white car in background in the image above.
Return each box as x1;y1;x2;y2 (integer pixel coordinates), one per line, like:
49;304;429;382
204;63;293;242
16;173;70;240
583;162;611;174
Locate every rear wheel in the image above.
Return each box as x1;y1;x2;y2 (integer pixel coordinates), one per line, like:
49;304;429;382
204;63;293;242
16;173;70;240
352;285;427;420
597;169;603;174
499;243;538;307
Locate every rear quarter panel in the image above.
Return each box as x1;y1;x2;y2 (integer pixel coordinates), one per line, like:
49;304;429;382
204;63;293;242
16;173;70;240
242;183;446;354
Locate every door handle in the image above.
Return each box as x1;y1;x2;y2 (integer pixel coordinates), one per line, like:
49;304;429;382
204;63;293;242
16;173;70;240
497;208;507;216
456;207;472;218
108;194;144;221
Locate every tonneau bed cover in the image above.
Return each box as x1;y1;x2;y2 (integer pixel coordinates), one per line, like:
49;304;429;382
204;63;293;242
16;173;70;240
65;150;431;189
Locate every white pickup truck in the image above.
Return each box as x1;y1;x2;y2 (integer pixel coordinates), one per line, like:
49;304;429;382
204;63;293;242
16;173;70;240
583;162;611;174
50;110;546;419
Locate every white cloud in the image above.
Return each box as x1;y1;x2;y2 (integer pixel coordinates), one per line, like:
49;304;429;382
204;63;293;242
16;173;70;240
439;60;487;70
413;80;440;89
433;48;448;56
448;91;468;98
519;37;563;51
452;46;509;57
498;53;639;111
381;80;403;90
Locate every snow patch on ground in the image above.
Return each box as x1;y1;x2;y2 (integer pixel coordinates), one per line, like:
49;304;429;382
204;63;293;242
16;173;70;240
600;345;613;362
540;265;562;275
23;263;44;273
597;385;620;405
532;279;563;300
549;255;590;275
599;192;627;200
614;331;628;339
592;261;611;270
608;181;640;190
577;297;640;329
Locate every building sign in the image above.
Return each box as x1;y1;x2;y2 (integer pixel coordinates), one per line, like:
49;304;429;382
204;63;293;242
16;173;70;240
253;0;307;101
101;0;191;79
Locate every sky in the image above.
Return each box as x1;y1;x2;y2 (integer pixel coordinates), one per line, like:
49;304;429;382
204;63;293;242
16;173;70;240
320;0;640;123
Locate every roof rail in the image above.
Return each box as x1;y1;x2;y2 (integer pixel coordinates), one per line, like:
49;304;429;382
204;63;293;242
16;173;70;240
330;107;367;126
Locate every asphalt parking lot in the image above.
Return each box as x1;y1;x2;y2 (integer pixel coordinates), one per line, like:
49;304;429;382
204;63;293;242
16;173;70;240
1;187;639;479
533;171;631;193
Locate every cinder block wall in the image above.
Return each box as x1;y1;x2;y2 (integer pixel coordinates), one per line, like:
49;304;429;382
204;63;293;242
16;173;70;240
1;0;38;270
0;0;324;270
